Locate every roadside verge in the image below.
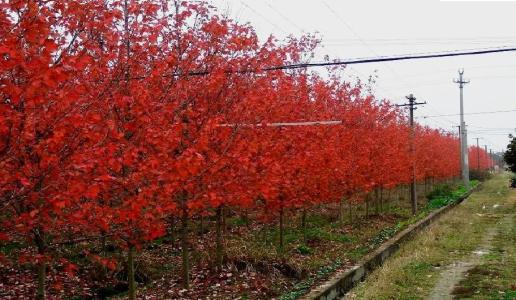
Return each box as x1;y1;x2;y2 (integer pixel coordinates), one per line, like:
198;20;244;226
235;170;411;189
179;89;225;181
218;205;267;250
300;184;481;300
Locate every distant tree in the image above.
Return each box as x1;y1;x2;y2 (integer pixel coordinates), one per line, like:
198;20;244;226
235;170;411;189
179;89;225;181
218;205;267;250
504;134;516;173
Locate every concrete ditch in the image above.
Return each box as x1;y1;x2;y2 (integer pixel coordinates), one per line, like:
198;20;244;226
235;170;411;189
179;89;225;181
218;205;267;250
300;185;480;300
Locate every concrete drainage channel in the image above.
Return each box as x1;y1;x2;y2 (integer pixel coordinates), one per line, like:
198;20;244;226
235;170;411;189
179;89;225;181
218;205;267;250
299;185;480;300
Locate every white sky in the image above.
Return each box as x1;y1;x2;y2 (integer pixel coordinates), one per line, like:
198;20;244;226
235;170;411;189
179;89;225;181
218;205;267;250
210;0;516;152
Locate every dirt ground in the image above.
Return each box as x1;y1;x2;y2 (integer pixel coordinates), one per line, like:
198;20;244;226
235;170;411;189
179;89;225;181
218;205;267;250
346;173;516;300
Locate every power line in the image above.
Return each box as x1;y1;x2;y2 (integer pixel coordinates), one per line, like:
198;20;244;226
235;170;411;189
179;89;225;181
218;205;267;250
324;40;516;46
321;0;417;96
254;1;402;103
469;125;515;129
323;36;516;42
264;1;304;32
126;46;516;79
239;1;287;34
468;133;513;136
422;103;459;126
419;108;516;118
268;46;516;71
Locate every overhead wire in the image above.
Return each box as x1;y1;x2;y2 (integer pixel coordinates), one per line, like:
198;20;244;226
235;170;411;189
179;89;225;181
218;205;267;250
264;0;304;32
265;46;516;71
419;108;516;118
320;0;419;102
262;0;402;102
239;1;288;34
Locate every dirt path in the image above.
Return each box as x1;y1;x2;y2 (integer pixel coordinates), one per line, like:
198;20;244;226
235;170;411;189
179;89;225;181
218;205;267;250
346;174;516;300
426;218;504;300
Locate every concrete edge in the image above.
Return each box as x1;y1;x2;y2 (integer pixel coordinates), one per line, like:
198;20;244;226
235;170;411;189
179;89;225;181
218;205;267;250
299;183;482;300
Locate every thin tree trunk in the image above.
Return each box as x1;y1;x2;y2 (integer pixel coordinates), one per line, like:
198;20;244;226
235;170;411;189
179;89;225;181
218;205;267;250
365;194;369;218
221;206;227;234
35;231;46;300
128;246;136;300
301;208;307;244
386;189;391;212
374;188;379;215
169;216;175;247
215;206;224;271
181;205;189;288
262;207;268;245
279;205;284;254
348;199;353;224
241;209;250;228
339;199;345;224
380;187;383;214
100;231;107;254
199;214;204;236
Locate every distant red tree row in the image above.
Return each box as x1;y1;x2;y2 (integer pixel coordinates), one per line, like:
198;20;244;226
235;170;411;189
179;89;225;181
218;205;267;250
469;146;493;171
0;1;491;298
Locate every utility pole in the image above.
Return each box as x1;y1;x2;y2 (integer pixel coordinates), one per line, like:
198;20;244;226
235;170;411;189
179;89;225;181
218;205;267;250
484;145;488;170
454;69;470;188
490;149;493;171
475;137;481;170
397;94;426;215
456;125;462;179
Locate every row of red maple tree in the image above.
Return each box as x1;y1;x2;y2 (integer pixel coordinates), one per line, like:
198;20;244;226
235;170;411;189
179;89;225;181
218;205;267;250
0;1;493;299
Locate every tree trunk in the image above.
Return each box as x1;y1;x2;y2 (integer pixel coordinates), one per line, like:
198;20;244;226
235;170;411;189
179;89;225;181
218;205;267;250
374;188;380;215
181;206;190;289
365;194;369;218
262;207;268;245
36;259;46;300
380;187;383;214
339;199;345;224
386;189;391;212
128;246;136;300
221;206;227;234
215;206;224;271
100;232;107;254
241;209;250;228
279;205;284;255
199;214;204;236
169;216;175;247
35;231;46;300
348;199;353;224
301;208;307;244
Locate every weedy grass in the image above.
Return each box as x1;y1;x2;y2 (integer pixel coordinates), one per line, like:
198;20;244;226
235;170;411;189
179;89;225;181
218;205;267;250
349;173;514;300
451;190;516;299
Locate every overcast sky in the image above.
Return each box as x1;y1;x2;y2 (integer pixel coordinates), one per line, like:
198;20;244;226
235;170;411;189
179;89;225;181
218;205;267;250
210;0;516;152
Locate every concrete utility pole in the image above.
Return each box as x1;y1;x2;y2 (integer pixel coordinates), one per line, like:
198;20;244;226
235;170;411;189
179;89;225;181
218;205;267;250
397;94;426;215
490;149;494;171
484;145;488;170
454;69;470;188
456;125;463;179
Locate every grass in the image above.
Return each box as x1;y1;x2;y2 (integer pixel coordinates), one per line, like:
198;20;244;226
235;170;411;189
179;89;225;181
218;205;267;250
274;180;475;299
424;180;478;211
349;173;515;300
451;198;516;300
270;180;474;299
